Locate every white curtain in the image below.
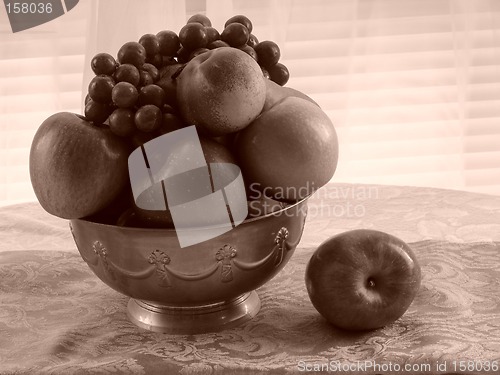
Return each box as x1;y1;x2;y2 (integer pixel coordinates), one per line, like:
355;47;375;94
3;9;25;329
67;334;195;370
1;0;500;207
0;1;89;207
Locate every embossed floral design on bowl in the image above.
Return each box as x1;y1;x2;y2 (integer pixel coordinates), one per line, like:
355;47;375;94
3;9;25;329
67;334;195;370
69;198;308;334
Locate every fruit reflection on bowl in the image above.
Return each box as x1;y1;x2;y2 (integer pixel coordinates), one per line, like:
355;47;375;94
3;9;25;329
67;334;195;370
69;197;308;334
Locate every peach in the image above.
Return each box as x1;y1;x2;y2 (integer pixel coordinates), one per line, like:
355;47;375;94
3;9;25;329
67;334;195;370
176;47;266;136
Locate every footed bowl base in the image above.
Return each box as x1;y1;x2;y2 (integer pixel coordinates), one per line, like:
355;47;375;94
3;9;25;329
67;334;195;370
127;291;261;334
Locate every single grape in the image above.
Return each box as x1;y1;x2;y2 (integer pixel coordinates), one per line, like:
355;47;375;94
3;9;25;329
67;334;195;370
207;40;230;49
221;23;249;47
139;70;154;87
225;14;253;33
205;26;220;44
255;40;280;68
117;41;147;68
142;63;160;82
112;81;139;108
159;112;185;134
179;22;208;50
239;44;258;62
268;62;290;86
88;75;115;104
187;14;212;27
91;53;117;76
189;47;209;60
162;103;177;114
84;93;91;105
114;64;141;87
247;33;259;48
150;54;165;70
138;84;166;108
135;104;162;132
108;108;136;137
138;33;160;58
84;99;112;124
157;30;180;56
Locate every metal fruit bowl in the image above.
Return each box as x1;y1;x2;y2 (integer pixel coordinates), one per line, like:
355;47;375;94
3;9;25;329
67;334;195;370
69;198;308;334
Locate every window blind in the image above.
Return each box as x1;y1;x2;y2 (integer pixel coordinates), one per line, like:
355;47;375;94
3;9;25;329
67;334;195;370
0;1;90;206
224;0;500;196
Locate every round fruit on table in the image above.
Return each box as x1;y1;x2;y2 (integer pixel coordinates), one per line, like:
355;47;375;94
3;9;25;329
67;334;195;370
176;47;266;136
117;41;147;68
108;108;136;137
29;112;130;219
134;104;162;133
84;99;113;124
156;30;180;57
221;22;250;47
225;14;253;33
138;84;166;108
235;96;338;201
179;22;208;50
205;26;220;45
91;52;117;76
142;63;160;82
305;229;422;331
113;64;141;87
138;33;160;58
111;82;139;108
268;62;290;86
88;75;115;104
254;40;280;68
187;13;212;27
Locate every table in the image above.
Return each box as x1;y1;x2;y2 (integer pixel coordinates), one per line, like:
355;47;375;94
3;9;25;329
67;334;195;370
1;183;499;374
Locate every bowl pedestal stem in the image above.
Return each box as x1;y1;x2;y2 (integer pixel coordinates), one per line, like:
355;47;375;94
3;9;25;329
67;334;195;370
126;291;261;334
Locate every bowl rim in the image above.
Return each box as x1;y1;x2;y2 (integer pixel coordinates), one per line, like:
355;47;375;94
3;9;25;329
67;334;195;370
72;195;310;232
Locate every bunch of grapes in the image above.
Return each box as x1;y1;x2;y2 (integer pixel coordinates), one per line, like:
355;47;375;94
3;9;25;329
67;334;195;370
176;14;289;85
84;13;289;145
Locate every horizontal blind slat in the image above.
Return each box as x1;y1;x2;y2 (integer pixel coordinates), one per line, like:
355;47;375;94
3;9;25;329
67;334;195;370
0;73;85;95
0;92;82;113
0;55;85;78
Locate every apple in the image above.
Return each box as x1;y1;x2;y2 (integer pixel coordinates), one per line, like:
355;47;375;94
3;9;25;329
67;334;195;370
87;183;135;225
29;112;130;219
305;229;421;331
235;96;338;201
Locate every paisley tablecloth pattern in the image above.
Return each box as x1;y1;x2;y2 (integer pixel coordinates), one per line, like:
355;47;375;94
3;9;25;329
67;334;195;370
0;183;500;374
1;242;499;375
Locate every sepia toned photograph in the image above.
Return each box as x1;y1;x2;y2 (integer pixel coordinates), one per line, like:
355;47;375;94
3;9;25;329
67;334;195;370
0;0;499;374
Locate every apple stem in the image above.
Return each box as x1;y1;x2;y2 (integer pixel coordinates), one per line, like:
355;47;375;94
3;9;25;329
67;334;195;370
172;64;187;80
76;114;89;121
76;114;106;129
367;277;376;288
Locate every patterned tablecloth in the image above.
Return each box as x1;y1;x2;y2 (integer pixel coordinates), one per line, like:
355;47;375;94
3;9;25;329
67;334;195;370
0;183;499;374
